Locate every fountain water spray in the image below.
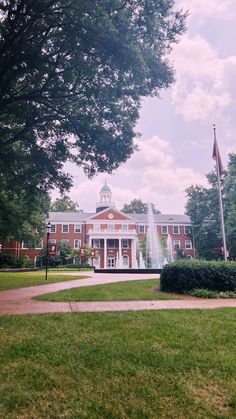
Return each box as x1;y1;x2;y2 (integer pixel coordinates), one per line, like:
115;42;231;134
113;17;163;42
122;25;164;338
146;203;164;268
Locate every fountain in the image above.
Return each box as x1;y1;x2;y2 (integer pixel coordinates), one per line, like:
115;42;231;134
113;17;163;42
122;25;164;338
145;202;165;268
167;233;174;263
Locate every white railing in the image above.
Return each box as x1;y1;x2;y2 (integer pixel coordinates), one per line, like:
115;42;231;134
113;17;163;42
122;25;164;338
88;228;136;235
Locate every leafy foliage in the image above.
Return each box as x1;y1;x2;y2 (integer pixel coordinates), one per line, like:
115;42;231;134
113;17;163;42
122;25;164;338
0;0;185;239
185;154;236;259
122;199;160;214
188;288;236;299
160;260;236;293
50;196;79;212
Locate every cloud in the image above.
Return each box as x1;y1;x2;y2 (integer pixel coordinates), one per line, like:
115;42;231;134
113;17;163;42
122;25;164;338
178;0;235;22
56;136;207;214
112;136;207;212
171;35;236;122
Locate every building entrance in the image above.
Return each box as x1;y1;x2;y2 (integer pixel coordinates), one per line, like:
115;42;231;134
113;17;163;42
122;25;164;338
108;257;115;268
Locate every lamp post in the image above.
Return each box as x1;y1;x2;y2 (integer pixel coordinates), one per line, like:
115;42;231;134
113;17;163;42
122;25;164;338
45;221;51;281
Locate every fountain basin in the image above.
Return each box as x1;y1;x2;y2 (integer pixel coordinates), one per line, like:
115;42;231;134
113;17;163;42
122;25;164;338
94;268;162;274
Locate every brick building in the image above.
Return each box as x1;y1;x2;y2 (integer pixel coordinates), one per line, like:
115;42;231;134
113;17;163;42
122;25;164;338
1;183;194;267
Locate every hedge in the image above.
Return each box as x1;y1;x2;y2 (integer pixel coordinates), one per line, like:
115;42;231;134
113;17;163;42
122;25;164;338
160;260;236;293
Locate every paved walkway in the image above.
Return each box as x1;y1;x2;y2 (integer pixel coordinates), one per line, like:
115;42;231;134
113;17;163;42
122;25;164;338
1;271;236;315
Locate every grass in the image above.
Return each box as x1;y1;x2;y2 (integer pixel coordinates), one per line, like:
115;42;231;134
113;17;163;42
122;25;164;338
0;309;236;418
34;279;178;302
0;271;90;291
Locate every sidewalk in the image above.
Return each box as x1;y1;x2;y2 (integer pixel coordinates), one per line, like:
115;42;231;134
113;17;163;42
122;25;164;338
1;271;236;315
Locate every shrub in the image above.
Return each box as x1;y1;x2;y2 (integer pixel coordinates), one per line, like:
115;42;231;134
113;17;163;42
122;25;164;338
189;289;236;299
160;260;236;293
0;253;15;268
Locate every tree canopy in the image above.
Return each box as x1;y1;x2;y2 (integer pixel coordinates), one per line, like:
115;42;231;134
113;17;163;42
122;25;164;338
50;196;79;212
185;154;236;259
122;199;160;214
0;0;185;240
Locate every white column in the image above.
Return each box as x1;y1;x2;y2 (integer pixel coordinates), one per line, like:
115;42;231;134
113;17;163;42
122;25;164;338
119;238;122;268
131;239;135;268
104;238;107;268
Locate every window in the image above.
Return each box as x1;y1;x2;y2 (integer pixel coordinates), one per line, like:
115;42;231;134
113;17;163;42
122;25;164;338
62;224;69;233
139;225;145;234
122;239;129;248
50;224;56;233
107;239;116;248
108;224;114;231
185;240;192;249
22;239;43;249
49;239;56;245
74;239;81;248
173;240;180;249
60;239;69;243
173;225;179;234
162;225;168;234
74;224;81;233
123;255;129;266
93;239;100;249
35;240;43;249
184;226;192;235
122;224;128;231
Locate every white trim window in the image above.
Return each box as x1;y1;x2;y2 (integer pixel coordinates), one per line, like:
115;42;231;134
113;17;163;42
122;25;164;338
162;225;168;234
122;239;129;248
107;239;116;248
173;225;179;234
185;240;192;249
173;240;180;249
93;239;100;249
74;239;81;248
184;226;192;235
35;240;43;249
108;224;114;231
122;224;128;231
74;224;81;233
60;239;69;243
49;239;56;245
139;225;145;234
22;239;43;249
62;224;69;233
50;224;56;233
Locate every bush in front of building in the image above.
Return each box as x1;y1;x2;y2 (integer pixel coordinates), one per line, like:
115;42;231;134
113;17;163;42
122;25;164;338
0;253;15;268
0;253;33;269
160;260;236;293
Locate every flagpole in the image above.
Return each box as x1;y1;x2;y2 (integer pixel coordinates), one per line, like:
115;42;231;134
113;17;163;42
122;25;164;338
213;124;227;261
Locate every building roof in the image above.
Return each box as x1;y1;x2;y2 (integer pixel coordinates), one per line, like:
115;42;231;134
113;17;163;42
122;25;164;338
48;211;191;224
48;211;93;223
130;213;191;224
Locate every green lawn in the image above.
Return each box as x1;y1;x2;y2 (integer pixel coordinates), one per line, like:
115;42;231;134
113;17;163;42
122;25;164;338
34;279;178;302
0;309;236;418
0;272;90;291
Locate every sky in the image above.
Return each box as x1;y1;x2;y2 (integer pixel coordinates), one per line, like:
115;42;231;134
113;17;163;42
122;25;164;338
53;0;236;214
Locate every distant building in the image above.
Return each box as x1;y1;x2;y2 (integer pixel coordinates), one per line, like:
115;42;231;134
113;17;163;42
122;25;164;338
1;183;194;267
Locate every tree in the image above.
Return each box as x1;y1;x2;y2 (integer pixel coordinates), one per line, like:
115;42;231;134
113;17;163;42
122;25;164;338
224;154;236;258
0;1;185;238
0;183;50;242
51;196;79;212
185;154;236;259
122;199;160;214
39;239;71;266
